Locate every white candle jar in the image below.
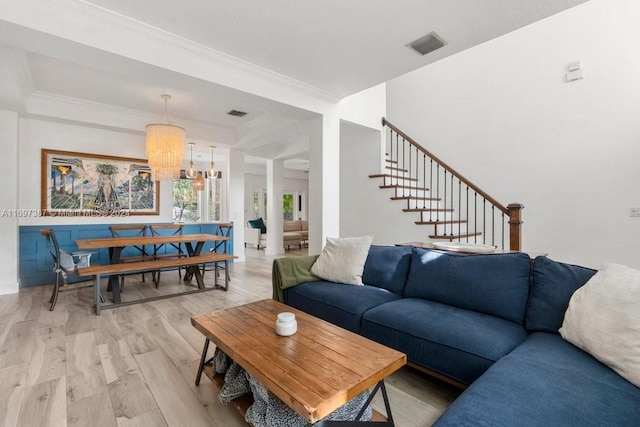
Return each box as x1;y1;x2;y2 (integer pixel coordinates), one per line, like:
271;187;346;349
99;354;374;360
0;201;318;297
275;312;297;336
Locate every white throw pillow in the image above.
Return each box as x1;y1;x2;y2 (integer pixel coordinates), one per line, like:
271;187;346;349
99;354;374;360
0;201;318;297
559;262;640;387
310;236;373;285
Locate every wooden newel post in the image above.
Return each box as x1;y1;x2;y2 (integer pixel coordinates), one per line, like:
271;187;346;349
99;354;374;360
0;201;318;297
507;203;524;251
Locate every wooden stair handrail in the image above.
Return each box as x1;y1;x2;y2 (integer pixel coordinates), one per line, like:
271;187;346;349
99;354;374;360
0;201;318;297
382;117;509;216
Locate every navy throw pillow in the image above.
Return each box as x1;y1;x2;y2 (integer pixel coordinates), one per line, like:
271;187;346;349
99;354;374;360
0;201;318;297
526;256;596;334
248;217;266;234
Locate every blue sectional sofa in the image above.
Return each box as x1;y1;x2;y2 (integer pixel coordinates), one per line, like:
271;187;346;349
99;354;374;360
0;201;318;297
273;246;640;426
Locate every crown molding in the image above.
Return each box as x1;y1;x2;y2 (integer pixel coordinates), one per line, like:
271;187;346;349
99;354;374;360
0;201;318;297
19;111;146;136
26;91;236;143
1;46;35;99
0;45;33;111
5;0;342;110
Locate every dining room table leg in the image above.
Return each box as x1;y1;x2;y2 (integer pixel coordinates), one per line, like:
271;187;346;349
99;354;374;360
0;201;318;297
94;273;102;315
108;246;124;303
183;241;206;289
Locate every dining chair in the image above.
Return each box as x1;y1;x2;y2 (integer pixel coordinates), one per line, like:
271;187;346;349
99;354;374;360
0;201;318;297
40;228;99;311
201;223;233;285
109;224;150;289
149;223;187;286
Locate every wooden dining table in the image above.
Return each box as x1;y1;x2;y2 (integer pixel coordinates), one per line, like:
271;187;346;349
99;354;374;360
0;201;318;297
76;233;228;304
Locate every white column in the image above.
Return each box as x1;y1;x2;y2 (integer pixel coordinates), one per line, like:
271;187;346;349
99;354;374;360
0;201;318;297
0;110;20;295
308;107;340;254
228;149;246;262
265;159;284;255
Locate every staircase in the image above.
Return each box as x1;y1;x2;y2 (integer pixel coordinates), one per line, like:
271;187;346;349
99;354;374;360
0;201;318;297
370;118;524;251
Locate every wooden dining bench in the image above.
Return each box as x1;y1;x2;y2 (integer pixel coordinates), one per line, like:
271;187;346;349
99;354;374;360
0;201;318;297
78;253;237;314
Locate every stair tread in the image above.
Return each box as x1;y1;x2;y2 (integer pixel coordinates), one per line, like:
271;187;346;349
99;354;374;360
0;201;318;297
416;220;467;225
385;159;398;164
385;166;408;172
391;196;441;201
369;174;418;182
380;185;430;191
429;232;483;240
403;208;454;212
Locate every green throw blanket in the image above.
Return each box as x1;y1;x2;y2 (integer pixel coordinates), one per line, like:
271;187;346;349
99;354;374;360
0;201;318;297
272;255;320;302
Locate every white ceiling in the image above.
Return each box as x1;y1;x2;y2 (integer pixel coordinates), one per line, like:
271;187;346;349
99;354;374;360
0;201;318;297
81;0;590;97
0;0;589;166
27;52;315;129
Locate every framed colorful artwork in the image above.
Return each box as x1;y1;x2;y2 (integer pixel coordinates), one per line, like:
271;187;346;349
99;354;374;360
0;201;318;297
41;149;159;216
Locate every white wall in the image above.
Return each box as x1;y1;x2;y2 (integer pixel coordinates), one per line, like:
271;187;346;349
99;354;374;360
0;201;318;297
338;83;386;130
336;85;397;243
18;118;174;225
228;149;245;261
340;122;427;244
0;110;19;295
386;0;640;269
340;121;440;245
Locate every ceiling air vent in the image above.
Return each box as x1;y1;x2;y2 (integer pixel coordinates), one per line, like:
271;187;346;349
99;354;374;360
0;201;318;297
227;109;247;117
407;32;447;56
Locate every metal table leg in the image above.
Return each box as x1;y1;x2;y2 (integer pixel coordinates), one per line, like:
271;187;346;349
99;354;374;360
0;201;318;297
184;241;207;289
312;380;395;426
195;338;211;386
95;274;102;315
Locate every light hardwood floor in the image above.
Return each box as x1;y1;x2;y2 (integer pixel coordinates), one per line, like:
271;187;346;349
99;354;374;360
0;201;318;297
0;247;461;427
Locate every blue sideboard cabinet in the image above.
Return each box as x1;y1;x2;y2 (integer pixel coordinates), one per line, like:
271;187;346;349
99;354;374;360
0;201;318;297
19;222;234;287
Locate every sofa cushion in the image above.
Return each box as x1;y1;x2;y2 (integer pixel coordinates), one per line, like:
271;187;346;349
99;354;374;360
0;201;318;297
283;221;301;232
404;248;531;324
284;281;401;333
560;262;640;388
311;236;373;285
248;217;266;234
362;245;413;294
434;333;640;426
282;231;302;242
361;298;527;384
526;256;596;333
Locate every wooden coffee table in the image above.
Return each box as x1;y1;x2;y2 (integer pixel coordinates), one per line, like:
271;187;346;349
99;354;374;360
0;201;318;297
191;299;406;425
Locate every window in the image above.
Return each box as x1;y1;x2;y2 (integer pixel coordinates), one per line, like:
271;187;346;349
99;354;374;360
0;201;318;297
253;191;260;219
208;177;223;222
252;190;300;221
173;179;198;223
283;193;294;221
253;190;268;220
173;175;223;223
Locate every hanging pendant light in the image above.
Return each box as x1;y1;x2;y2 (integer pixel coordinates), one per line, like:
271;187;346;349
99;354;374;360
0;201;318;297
146;94;185;181
187;141;204;190
186;142;196;179
208;145;216;178
192;171;205;191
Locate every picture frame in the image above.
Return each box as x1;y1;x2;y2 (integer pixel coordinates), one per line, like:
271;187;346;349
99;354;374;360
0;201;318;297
41;149;159;216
